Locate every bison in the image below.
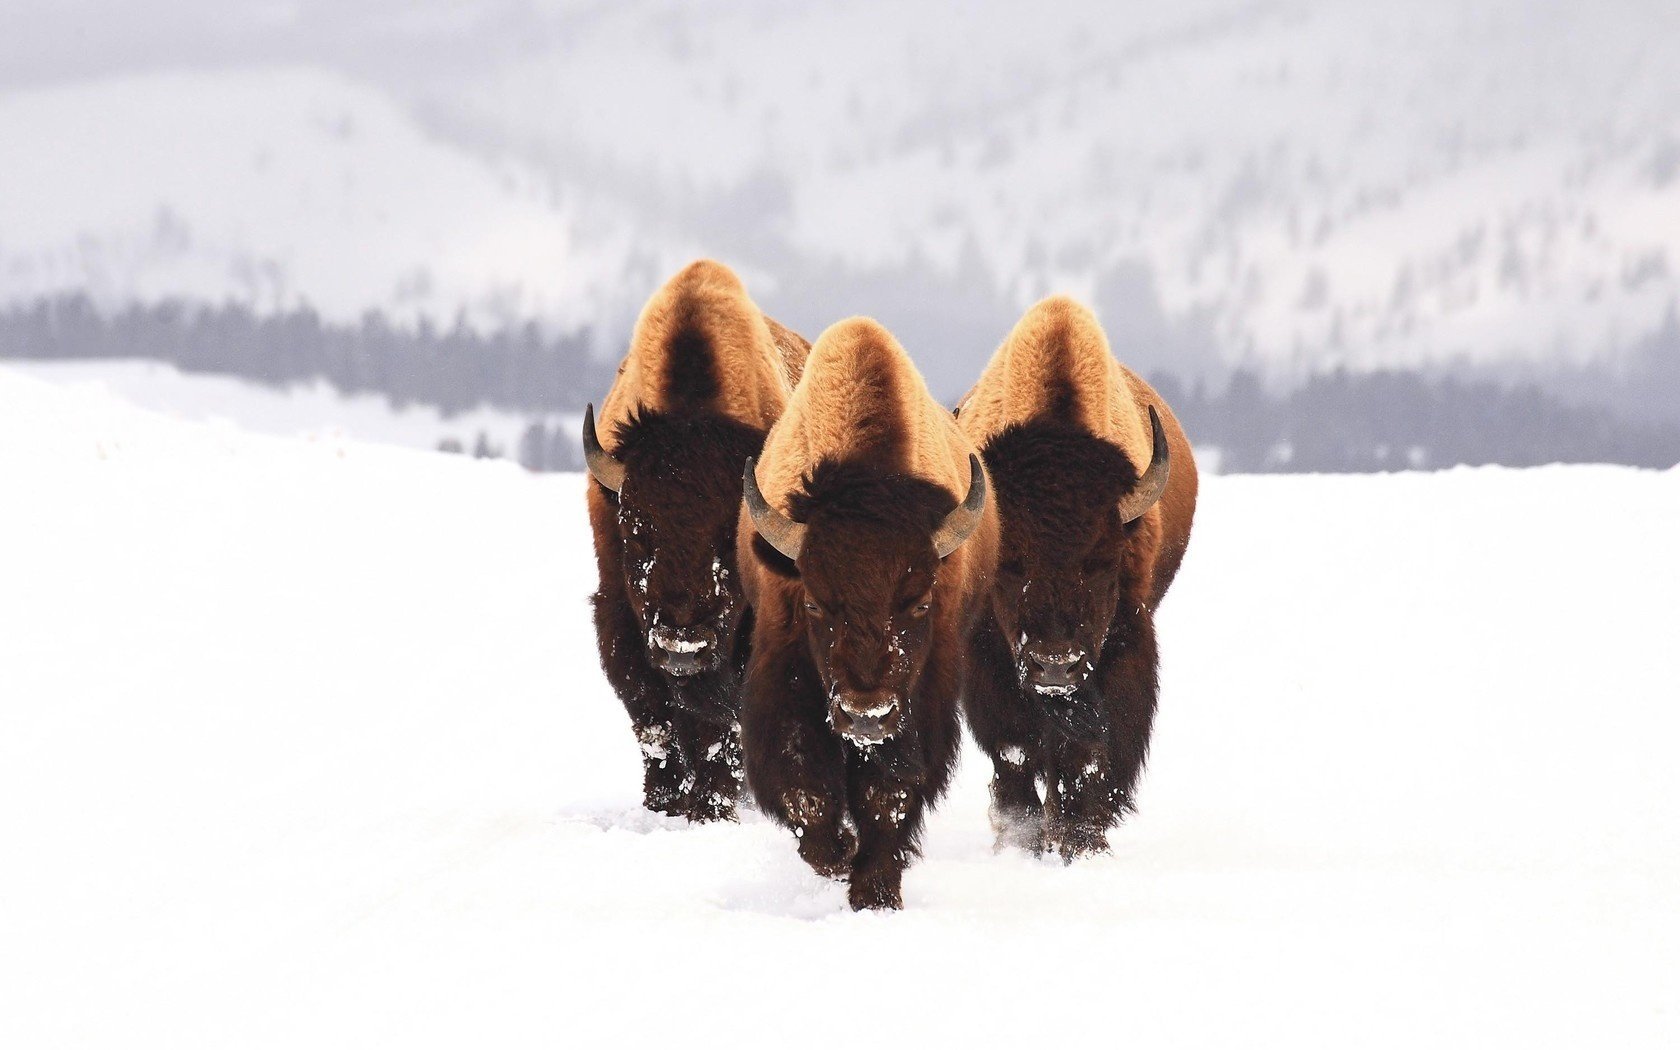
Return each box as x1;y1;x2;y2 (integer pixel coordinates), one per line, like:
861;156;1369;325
738;317;998;909
584;260;809;822
956;296;1197;860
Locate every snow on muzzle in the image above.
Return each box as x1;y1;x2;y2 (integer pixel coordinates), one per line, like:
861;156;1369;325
829;688;903;744
1020;642;1090;696
646;623;723;676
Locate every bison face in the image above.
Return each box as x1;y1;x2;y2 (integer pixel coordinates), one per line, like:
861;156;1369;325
745;456;987;746
617;487;744;678
798;522;939;744
587;405;766;680
981;409;1169;700
992;516;1126;697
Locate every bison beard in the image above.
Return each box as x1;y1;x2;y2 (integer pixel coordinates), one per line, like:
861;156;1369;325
964;419;1162;861
741;460;969;910
588;409;767;822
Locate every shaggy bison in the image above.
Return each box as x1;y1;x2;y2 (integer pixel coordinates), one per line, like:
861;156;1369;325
738;317;999;909
956;296;1197;859
585;260;808;822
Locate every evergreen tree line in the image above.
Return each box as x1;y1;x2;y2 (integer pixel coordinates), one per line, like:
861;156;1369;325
1156;368;1680;472
0;293;611;416
3;293;1677;472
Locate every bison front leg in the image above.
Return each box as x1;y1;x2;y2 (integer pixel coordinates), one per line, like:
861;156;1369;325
741;639;854;878
593;584;692;817
673;710;742;823
1044;611;1160;860
1042;739;1118;861
633;719;690;817
964;615;1045;853
844;752;929;911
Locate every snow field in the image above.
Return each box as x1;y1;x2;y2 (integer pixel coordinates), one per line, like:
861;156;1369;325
1;365;1677;1047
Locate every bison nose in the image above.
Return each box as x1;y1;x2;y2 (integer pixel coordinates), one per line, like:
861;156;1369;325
651;624;711;651
648;624;720;676
1026;646;1082;673
1023;644;1085;696
829;690;901;744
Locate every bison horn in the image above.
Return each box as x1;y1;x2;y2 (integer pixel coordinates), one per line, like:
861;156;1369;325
743;457;806;561
582;403;626;494
1116;405;1171;524
931;454;988;559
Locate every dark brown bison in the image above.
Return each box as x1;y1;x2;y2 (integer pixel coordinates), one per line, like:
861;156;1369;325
737;317;998;909
584;260;809;822
956;296;1197;860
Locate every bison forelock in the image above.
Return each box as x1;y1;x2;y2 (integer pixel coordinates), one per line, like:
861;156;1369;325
982;419;1141;708
609;408;766;689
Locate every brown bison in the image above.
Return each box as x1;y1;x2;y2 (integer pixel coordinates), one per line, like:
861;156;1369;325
738;317;998;909
584;260;809;822
956;296;1197;859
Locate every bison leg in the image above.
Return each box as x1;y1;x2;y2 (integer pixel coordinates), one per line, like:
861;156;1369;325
633;720;689;817
672;710;742;823
1042;739;1117;861
594;601;697;817
964;615;1045;853
1043;611;1160;860
844;753;925;911
742;638;853;878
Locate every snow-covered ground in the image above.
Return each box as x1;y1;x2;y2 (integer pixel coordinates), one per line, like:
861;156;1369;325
3;364;1677;1047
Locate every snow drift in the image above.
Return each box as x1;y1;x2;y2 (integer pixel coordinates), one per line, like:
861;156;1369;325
1;365;1677;1047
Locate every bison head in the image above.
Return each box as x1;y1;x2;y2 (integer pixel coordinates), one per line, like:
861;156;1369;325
744;455;985;745
981;407;1169;700
586;404;765;683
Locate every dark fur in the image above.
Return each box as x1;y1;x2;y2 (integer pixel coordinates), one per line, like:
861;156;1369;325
742;459;971;909
589;408;766;821
966;418;1162;860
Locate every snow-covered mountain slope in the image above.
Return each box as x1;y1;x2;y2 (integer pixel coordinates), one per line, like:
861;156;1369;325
0;67;685;331
6;4;1677;383
437;0;1680;374
3;364;1677;1046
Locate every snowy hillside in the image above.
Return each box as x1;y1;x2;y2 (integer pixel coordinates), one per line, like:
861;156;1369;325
0;67;686;331
439;0;1680;374
7;2;1679;384
3;364;1677;1046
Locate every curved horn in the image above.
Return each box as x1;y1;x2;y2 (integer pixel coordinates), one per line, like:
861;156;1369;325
582;403;626;494
932;454;988;559
743;457;806;561
1117;405;1171;524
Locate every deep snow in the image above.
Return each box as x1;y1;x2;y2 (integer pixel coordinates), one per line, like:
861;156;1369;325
2;365;1677;1047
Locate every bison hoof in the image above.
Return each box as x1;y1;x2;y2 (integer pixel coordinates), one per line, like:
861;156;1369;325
797;825;857;880
642;788;687;819
1044;822;1110;863
680;796;739;824
847;870;903;911
989;803;1046;856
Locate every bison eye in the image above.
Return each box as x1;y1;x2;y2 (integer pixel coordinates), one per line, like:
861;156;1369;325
911;601;931;618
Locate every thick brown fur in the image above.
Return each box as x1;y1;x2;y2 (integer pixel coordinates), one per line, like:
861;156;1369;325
956;295;1197;859
587;260;809;822
737;318;999;909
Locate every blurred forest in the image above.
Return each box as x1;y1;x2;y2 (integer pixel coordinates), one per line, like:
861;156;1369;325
5;293;1677;473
